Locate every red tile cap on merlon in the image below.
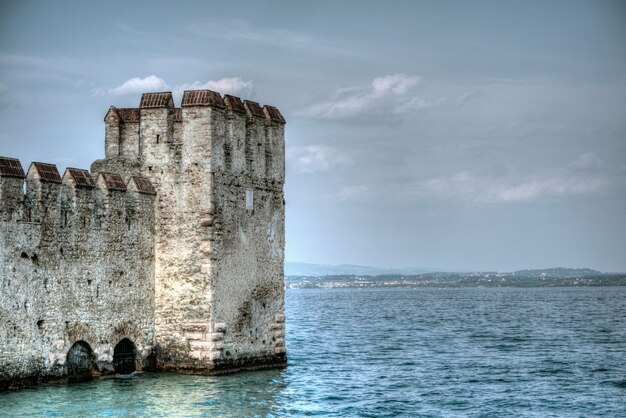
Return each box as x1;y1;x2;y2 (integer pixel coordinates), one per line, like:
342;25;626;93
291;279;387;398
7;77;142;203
100;173;127;191
181;90;225;108
117;108;140;123
66;168;95;189
0;157;26;179
263;105;286;124
140;92;174;109
224;95;245;114
243;100;265;118
131;176;156;195
32;162;62;183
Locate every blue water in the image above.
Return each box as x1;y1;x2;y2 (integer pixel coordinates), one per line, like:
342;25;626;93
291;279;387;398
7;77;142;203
1;287;625;417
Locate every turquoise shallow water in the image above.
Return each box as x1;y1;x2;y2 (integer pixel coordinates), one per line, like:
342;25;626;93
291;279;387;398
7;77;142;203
1;287;625;417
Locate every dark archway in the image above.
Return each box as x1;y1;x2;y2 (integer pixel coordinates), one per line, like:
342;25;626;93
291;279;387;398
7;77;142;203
113;338;137;374
66;341;96;383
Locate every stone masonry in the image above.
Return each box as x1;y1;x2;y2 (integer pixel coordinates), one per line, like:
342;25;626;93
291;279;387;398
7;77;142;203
0;89;286;389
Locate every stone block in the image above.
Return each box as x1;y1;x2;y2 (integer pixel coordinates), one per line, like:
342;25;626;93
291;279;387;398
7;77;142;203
189;341;211;351
184;331;205;341
209;332;224;341
213;323;227;333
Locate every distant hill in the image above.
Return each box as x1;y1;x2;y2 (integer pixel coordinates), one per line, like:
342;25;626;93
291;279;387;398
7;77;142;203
285;263;604;278
284;262;432;277
285;270;626;289
512;268;602;277
284;264;626;289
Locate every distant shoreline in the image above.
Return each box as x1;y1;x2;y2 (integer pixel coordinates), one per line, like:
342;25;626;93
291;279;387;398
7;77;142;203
285;273;626;289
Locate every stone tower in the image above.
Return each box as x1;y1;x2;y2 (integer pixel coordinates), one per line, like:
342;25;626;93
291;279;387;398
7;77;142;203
0;89;286;389
94;90;287;373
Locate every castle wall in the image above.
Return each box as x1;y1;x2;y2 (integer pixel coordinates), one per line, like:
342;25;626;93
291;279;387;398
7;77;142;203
119;122;139;158
104;116;120;159
144;104;213;370
0;165;156;389
148;92;287;372
1;88;286;387
205;102;286;371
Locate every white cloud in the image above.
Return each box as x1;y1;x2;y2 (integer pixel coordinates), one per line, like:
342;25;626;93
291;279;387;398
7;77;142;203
92;76;254;100
371;74;420;95
394;96;448;114
325;185;370;202
188;18;321;50
287;145;351;174
407;168;609;204
92;75;168;96
571;152;602;169
455;90;479;107
331;154;613;204
484;177;608;203
175;77;254;98
304;74;445;121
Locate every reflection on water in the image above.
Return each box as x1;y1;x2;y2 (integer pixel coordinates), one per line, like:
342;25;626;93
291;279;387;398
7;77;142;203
0;370;287;417
1;287;626;417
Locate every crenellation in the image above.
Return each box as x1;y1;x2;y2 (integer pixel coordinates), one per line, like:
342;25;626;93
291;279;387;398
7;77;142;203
243;100;267;177
1;160;157;388
104;107;121;158
224;95;248;175
0;159;25;222
181;89;225;109
24;163;63;226
140;108;174;168
1;88;286;389
119;120;140;159
172;108;183;146
266;121;286;183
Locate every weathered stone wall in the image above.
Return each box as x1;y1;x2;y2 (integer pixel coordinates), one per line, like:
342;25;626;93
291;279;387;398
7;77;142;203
0;164;156;389
208;101;286;371
98;91;287;372
0;88;286;388
119;122;139;158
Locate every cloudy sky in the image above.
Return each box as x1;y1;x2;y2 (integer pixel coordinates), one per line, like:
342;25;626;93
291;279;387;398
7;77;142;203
1;1;625;272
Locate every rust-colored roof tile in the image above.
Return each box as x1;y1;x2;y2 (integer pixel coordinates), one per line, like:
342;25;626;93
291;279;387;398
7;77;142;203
172;108;182;122
244;100;265;119
181;90;225;108
263;105;286;124
100;173;127;191
117;108;140;123
0;157;26;179
104;106;120;122
224;95;246;114
32;162;62;183
66;168;95;188
140;92;174;109
131;176;156;195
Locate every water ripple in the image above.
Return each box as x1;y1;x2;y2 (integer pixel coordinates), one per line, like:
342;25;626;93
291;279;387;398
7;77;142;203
0;287;625;416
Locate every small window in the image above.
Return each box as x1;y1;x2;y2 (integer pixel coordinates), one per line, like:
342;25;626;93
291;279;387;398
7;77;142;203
156;134;160;144
245;188;254;211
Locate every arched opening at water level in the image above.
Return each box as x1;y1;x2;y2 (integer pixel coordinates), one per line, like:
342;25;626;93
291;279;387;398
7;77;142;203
66;340;96;383
113;338;137;374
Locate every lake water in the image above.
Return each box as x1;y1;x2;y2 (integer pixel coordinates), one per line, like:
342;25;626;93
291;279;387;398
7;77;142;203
1;287;625;417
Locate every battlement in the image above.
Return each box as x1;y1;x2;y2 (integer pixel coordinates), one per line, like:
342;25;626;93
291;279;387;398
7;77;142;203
0;88;285;388
102;89;285;184
0;157;156;227
103;90;286;128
